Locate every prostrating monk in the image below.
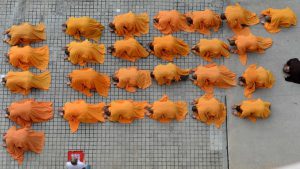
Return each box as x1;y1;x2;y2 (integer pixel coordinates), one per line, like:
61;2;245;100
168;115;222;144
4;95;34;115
3;126;45;165
6;99;53;127
108;38;149;62
191;94;226;128
191;63;236;96
149;35;190;61
3;22;46;46
3;71;51;95
7;46;49;70
113;67;151;92
63;17;104;41
60;100;105;133
65;40;105;66
68;68;110;97
283;58;300;84
153;10;189;34
146;95;187;123
152;63;190;85
260;7;297;33
191;39;230;62
104;100;148;124
232;98;271;122
239;64;275;98
109;11;149;38
185;9;222;35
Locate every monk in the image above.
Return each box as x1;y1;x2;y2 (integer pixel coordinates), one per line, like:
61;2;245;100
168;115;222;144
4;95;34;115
146;95;187;123
68;68;110;97
104;100;148;124
283;58;300;84
6;45;49;70
6;99;53;127
60;100;105;133
232;98;271;122
191;39;230;62
191;63;236;96
113;67;151;92
152;63;190;85
3;126;45;164
191;94;226;128
3;71;51;95
109;11;149;38
3;22;46;46
239;64;275;98
63;17;104;41
108;38;149;62
153;10;189;34
185;9;222;35
149;35;190;61
260;7;297;33
65;40;105;66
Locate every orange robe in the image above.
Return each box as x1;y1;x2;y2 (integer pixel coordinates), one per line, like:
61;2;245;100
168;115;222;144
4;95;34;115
152;35;190;61
4;126;44;165
154;10;188;34
153;63;190;85
193;63;236;96
108;100;148;123
112;38;149;62
6;71;51;95
193;39;230;62
114;67;151;92
69;68;110;97
8;46;49;70
185;9;221;35
194;95;226;128
242;64;275;98
63;100;105;133
261;7;297;33
67;40;105;66
237;99;271;122
8;99;53;127
4;22;46;45
148;95;187;123
112;11;149;38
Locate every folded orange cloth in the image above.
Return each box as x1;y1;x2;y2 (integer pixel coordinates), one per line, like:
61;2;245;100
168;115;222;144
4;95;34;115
67;40;105;66
68;68;110;97
63;100;105;133
64;17;104;41
5;71;51;95
153;63;190;85
4;126;45;165
151;35;189;61
8;46;49;70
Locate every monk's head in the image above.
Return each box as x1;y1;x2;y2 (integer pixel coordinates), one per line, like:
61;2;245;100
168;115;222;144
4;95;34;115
265;16;271;23
191;45;200;53
220;13;226;20
192;105;197;113
238;76;246;86
1;76;6;85
103;106;111;117
148;42;154;51
283;64;290;74
153;18;159;24
65;49;70;56
146;107;153;115
108;22;116;32
180;75;189;81
107;46;115;54
150;72;155;78
5;107;9;116
192;74;197;80
186;17;193;26
235;105;242;113
227;39;236;46
112;76;119;83
71;157;78;166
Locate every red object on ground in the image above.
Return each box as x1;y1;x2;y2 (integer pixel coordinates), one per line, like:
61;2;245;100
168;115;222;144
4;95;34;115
68;150;84;162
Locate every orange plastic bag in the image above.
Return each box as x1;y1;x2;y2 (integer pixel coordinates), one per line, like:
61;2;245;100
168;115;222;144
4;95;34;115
153;63;190;85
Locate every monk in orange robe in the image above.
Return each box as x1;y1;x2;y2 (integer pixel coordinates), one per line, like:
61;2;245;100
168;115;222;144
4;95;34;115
3;71;51;95
260;7;297;33
146;95;187;123
185;9;222;35
192;94;226;128
149;35;190;61
60;100;105;133
232;98;271;122
239;64;275;98
6;99;53;127
65;40;105;66
113;67;151;92
3;126;45;164
3;22;46;45
108;38;149;62
191;63;236;96
191;39;230;62
63;17;104;41
109;11;149;38
6;46;49;70
152;63;190;85
153;10;189;34
68;68;110;97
